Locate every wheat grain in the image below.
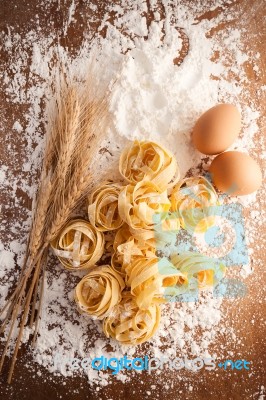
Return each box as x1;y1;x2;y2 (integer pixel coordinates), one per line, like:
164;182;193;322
1;71;110;382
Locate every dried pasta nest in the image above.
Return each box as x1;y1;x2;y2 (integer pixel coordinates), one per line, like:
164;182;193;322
170;176;219;233
51;219;105;270
103;292;161;345
170;251;226;292
125;256;186;309
88;181;124;231
49;140;227;347
119;140;179;190
75;265;125;320
118;180;170;231
111;225;156;274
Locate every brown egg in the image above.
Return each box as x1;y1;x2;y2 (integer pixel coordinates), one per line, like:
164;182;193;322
209;151;262;196
192;104;241;155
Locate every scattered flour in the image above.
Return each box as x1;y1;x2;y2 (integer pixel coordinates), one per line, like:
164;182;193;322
0;0;265;396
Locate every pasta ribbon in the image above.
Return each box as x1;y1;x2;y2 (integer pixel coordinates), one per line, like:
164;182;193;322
110;225;132;276
51;219;104;270
125;256;187;309
113;224;132;251
103;292;161;345
118;181;170;231
75;265;125;320
52;141;229;347
119;140;179;190
88;181;124;231
170;251;226;294
111;225;156;277
111;251;126;277
170;176;219;233
115;224;155;262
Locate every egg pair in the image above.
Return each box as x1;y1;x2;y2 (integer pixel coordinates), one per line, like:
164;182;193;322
192;104;262;196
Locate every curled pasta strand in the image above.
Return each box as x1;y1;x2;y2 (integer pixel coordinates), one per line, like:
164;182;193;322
111;225;156;277
88;181;124;231
75;265;125;320
170;176;219;233
119;140;179;190
103;292;161;345
170;251;226;293
51;219;104;270
125;256;187;309
118;181;170;231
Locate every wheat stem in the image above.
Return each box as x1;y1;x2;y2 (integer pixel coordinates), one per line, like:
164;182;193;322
1;75;110;381
7;256;42;384
32;251;47;345
29;265;42;328
0;278;28;373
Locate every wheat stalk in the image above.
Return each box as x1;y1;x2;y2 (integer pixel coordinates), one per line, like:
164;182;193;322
0;72;109;383
46;102;108;242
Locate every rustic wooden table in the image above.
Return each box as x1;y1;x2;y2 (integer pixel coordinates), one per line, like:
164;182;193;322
0;0;265;399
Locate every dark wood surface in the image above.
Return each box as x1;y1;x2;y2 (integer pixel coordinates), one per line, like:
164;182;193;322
0;1;265;399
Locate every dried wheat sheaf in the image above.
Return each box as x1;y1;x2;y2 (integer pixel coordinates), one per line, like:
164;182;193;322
0;74;109;383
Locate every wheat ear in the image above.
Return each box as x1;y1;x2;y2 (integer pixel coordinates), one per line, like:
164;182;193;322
0;72;110;383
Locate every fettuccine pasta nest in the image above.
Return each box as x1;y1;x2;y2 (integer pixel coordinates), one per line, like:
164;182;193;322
75;265;125;319
88;181;124;231
111;225;156;273
103;292;161;345
51;140;227;347
51;219;104;270
118;181;170;231
170;176;219;233
125;256;187;309
119;140;179;190
170;251;226;294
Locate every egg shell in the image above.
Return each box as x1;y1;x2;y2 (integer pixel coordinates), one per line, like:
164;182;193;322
192;104;241;155
209;151;262;196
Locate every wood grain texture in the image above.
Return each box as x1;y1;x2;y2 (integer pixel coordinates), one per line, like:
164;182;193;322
0;0;265;399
